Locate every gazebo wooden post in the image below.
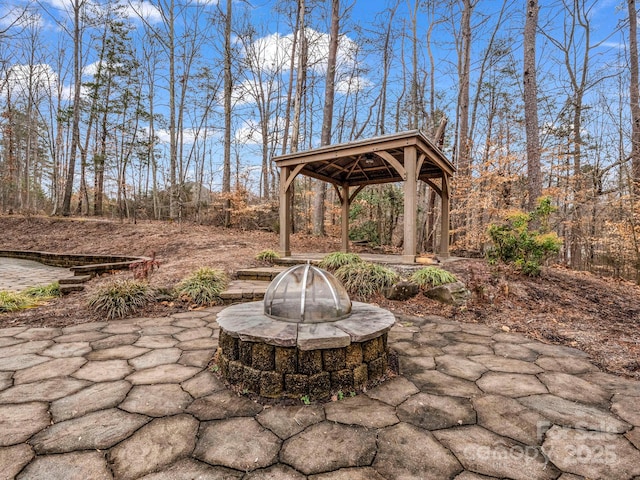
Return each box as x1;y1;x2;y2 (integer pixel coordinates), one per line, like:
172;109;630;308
279;166;292;257
403;146;417;262
439;175;450;258
341;183;349;252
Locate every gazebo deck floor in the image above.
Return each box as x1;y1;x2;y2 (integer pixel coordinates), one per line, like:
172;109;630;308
275;253;461;266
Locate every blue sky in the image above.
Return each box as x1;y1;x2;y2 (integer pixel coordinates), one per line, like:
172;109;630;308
0;0;633;194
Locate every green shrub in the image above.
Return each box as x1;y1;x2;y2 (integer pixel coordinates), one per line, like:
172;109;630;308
88;280;153;319
410;267;457;289
334;262;399;298
176;267;228;306
0;291;30;312
348;220;380;245
255;249;280;263
487;196;562;276
318;252;364;271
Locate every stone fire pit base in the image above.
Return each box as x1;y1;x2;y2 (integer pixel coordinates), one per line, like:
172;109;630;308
215;301;395;401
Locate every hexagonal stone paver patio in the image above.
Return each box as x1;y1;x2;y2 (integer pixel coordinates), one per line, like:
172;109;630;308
0;306;639;479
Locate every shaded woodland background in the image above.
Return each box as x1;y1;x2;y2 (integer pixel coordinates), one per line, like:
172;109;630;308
2;0;640;281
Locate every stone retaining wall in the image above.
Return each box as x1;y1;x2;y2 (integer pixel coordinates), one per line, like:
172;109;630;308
0;249;146;272
217;329;389;400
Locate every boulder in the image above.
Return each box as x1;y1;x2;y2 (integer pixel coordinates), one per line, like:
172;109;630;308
424;281;471;306
383;281;419;301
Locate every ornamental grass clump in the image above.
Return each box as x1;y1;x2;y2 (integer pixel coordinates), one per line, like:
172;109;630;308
334;261;399;298
176;267;228;306
255;249;280;263
0;291;30;312
0;282;61;313
88;280;153;319
318;252;364;271
410;267;458;289
23;282;61;299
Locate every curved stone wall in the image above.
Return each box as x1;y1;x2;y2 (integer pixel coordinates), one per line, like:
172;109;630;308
0;249;146;273
217;330;389;400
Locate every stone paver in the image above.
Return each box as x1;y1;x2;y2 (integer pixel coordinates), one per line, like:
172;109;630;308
120;384;193;416
542;425;640;478
30;408;148;453
280;422;376;475
195;417;280;471
0;257;74;292
397;392;476;430
375;422;462;479
16;451;112;480
12;357;86;384
0;444;34;480
0;307;638;479
0;402;50;446
109;414;199;479
324;395;399;428
435;425;559;480
50;380;131;422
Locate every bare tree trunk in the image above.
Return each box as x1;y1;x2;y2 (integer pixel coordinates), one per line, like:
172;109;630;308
290;0;306;154
408;0;419;130
168;0;179;220
312;0;340;237
457;0;472;175
62;0;84;216
281;1;301;155
222;0;233;227
629;0;640;196
524;0;542;209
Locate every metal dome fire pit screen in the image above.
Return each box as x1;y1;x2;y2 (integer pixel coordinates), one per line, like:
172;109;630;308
215;264;395;400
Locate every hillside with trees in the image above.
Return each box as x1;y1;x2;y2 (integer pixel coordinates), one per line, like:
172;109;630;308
1;0;640;280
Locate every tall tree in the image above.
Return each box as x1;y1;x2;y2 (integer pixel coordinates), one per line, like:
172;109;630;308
312;0;340;236
524;0;541;209
629;0;640;195
222;0;233;227
61;0;85;216
456;0;473;176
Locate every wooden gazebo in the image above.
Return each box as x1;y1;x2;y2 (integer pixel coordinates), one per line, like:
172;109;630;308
273;130;456;262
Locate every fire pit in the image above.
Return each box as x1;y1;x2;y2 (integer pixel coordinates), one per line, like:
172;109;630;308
215;263;395;400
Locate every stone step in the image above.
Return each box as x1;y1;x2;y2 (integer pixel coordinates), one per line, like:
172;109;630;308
220;280;270;304
59;284;85;295
273;257;321;266
236;267;286;281
59;275;92;285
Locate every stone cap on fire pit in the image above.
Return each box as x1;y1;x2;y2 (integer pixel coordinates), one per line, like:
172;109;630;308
216;301;395;350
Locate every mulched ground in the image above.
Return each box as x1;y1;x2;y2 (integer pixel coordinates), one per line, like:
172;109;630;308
1;215;638;380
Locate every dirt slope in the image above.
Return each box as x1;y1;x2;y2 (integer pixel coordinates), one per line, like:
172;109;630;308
1;215;638;380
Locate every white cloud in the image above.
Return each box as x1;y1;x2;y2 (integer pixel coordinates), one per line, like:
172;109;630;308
599;41;625;50
0;5;44;29
118;0;162;24
2;64;58;100
83;60;102;77
244;27;360;75
236;27;368;106
234;119;263;145
304;28;360;74
155;128;201;145
336;75;371;95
